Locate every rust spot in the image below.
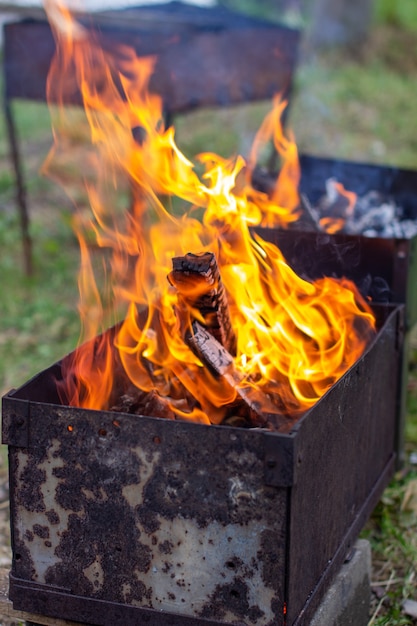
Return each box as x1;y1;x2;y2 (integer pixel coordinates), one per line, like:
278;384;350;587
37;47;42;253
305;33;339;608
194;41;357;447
19;461;46;513
259;529;283;587
12;541;37;581
199;577;264;621
46;510;60;525
225;557;242;570
33;524;49;539
135;506;161;534
158;540;174;555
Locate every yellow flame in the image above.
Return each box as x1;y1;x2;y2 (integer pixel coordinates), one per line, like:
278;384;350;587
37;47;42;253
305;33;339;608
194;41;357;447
45;1;376;424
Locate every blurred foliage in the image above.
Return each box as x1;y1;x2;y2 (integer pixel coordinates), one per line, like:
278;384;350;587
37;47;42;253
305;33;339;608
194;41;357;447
0;100;79;397
375;0;417;31
217;0;417;32
216;0;304;26
288;55;417;168
0;206;80;397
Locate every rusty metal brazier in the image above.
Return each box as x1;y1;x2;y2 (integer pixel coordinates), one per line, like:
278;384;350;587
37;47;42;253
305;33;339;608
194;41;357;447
2;303;402;626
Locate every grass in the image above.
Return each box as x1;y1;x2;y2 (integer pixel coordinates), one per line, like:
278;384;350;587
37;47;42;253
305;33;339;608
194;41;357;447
375;0;417;30
289;58;417;168
0;98;80;393
0;207;79;393
0;2;416;625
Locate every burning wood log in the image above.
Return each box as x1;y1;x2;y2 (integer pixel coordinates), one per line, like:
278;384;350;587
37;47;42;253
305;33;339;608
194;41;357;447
168;252;291;429
110;252;292;429
111;386;176;419
168;251;237;355
187;321;291;431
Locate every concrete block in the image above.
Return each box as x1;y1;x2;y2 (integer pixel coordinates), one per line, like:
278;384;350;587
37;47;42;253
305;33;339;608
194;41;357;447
310;539;371;626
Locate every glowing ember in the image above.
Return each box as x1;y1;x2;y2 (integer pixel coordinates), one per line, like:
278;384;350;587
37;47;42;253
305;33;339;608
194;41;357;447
44;1;376;427
319;179;358;234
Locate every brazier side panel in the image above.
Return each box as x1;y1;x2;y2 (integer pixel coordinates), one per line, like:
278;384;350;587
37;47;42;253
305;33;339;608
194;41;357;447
2;305;402;626
286;306;401;625
5;407;289;626
254;227;416;327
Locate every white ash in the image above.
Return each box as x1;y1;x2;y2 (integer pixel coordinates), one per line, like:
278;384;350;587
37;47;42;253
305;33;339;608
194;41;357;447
313;178;417;238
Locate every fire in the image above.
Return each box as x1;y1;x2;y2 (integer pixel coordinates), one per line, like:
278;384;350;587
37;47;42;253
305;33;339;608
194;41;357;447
44;1;375;426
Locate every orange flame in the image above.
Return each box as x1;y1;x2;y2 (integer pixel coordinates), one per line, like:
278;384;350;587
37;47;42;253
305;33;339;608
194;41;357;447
44;2;375;425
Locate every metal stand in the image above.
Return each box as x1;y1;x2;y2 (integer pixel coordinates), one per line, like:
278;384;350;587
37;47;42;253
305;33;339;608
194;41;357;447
3;95;33;276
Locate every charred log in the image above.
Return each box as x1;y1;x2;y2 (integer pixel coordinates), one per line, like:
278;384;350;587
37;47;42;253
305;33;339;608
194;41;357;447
168;251;236;355
110;386;176;420
187;321;291;430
